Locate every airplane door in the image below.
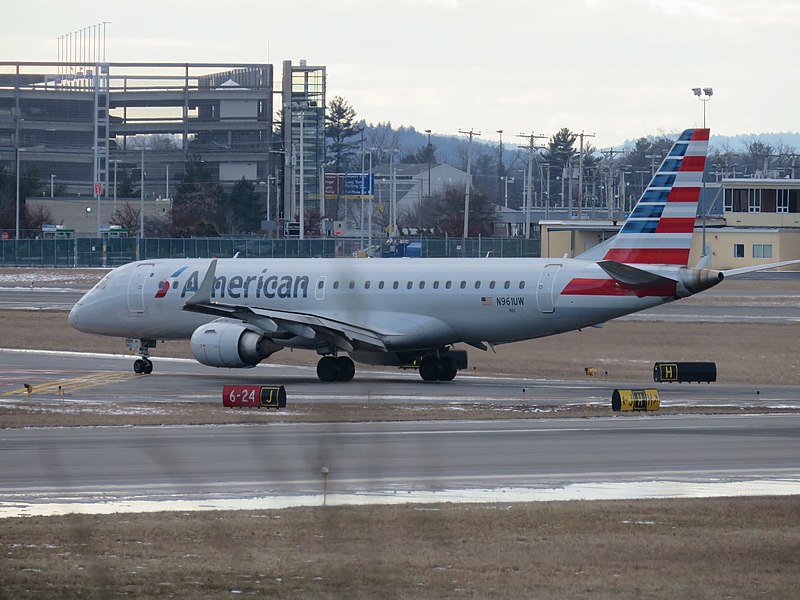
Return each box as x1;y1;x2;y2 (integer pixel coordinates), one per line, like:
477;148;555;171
315;275;327;300
536;264;561;313
127;264;153;313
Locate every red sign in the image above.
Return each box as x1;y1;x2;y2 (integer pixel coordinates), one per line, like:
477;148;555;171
222;385;287;409
94;182;104;196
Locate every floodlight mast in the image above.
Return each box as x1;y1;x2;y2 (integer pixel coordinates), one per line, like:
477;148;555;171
692;86;713;257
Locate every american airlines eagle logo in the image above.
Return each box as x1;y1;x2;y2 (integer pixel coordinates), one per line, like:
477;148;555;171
154;266;189;298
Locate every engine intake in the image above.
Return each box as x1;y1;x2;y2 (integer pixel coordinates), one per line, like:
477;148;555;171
191;321;280;368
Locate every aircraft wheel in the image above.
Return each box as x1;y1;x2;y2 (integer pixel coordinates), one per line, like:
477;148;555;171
440;357;457;381
336;356;355;382
316;356;340;382
419;357;440;382
133;359;145;374
142;359;153;375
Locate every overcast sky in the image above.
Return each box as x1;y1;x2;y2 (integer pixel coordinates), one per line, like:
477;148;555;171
2;0;797;147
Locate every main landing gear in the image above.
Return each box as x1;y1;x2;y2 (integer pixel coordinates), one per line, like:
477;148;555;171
128;338;156;375
418;355;458;382
316;355;356;382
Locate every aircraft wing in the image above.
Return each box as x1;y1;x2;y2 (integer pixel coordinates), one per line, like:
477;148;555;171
182;259;387;352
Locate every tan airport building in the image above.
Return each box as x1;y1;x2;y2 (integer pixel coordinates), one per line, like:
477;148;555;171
541;178;800;270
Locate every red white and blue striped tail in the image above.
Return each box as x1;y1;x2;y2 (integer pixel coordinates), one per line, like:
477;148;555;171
603;128;709;265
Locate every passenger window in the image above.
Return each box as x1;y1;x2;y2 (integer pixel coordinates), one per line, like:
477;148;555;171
365;281;371;289
407;282;413;290
474;281;481;289
433;281;440;289
349;281;355;289
446;281;452;289
419;281;425;289
393;281;399;289
489;281;496;289
333;281;340;289
504;281;510;289
317;280;324;289
379;281;385;289
519;281;526;289
460;281;466;289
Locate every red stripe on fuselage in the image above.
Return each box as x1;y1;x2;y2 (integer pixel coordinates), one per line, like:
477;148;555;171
602;248;691;265
668;187;700;202
655;217;696;233
561;278;677;297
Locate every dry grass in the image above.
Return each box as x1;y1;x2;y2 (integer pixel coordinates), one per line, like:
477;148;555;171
2;496;799;599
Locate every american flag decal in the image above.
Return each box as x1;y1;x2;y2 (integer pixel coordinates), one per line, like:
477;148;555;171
481;296;493;306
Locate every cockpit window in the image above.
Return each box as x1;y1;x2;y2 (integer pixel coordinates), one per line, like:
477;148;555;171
92;274;110;291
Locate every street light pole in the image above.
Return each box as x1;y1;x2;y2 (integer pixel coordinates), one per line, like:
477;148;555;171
692;86;713;257
15;148;20;239
424;129;432;198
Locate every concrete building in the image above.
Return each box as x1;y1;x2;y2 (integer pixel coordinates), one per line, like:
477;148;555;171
1;59;326;236
540;178;800;270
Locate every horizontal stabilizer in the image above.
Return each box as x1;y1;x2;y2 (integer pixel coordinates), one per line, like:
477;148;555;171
722;258;800;277
597;260;676;288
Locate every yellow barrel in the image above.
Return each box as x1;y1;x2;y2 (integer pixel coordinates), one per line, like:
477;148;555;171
611;389;661;412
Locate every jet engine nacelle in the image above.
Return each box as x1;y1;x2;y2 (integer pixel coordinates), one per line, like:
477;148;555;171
676;267;724;297
190;321;281;368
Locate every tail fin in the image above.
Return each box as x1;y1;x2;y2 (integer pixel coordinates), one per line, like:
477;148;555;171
602;128;709;265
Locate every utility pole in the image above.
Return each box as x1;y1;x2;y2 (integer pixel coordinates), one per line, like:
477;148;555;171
601;147;622;219
459;128;481;244
517;132;546;238
576;130;595;219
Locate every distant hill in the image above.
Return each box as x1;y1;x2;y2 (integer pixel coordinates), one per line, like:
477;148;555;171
361;122;800;165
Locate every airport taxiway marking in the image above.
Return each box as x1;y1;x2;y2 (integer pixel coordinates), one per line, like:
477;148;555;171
1;371;138;397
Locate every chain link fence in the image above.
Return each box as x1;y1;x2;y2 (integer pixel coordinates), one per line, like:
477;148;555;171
0;236;540;268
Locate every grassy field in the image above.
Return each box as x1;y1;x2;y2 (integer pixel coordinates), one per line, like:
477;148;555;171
2;496;799;599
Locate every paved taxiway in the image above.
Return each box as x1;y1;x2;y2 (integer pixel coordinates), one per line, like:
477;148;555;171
2;349;800;516
2;414;800;515
1;349;797;408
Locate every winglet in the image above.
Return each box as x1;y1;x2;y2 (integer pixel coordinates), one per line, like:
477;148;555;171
185;258;217;306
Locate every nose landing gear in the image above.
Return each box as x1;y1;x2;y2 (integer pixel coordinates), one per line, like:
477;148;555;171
127;338;156;375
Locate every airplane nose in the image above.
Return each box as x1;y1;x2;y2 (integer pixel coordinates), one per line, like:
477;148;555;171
68;302;81;329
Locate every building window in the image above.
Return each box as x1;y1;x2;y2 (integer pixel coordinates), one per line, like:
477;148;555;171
778;189;789;213
762;189;777;213
724;189;733;212
734;243;744;258
753;244;773;259
748;189;761;213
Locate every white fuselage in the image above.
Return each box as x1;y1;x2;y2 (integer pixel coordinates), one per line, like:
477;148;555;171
69;256;674;351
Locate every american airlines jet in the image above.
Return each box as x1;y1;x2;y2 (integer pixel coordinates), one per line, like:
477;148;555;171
68;128;797;381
